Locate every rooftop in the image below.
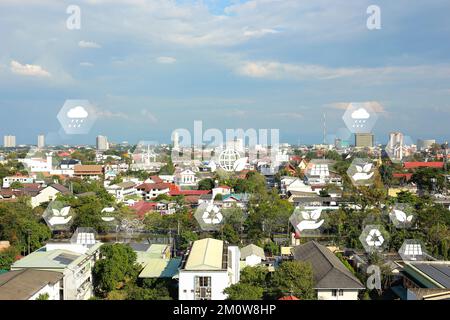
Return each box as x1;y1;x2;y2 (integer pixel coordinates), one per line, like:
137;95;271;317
184;238;224;271
0;269;63;300
293;241;364;290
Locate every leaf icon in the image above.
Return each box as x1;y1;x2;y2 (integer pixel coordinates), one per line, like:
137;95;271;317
406;215;413;222
356;165;363;173
310;209;322;220
233;157;248;172
301;211;311;220
363;163;373;173
394;209;407;222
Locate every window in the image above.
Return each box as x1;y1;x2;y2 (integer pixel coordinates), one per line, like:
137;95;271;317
339;290;344;296
195;276;212;300
332;289;338;297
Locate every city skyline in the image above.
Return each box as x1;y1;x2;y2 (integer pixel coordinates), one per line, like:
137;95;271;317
1;1;450;145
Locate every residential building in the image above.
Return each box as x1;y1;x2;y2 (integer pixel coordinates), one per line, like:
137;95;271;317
96;135;109;151
74;165;104;179
2;174;34;188
37;134;45;149
178;238;240;300
136;182;172;200
292;241;365;300
106;181;137;200
59;159;81;170
0;269;63;300
176;169;198;187
397;261;450;300
3;135;16;148
11;241;102;300
355;133;374;148
240;244;266;267
31;184;71;208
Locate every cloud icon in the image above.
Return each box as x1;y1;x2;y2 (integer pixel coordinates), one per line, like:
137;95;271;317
67;106;89;119
351;108;370;120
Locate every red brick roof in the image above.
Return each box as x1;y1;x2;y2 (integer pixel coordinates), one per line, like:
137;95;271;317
169;189;211;196
403;162;444;169
278;296;300;300
150;175;163;183
131;201;157;219
393;173;413;181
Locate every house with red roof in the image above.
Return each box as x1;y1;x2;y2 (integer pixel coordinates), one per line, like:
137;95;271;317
403;162;444;169
137;182;172;200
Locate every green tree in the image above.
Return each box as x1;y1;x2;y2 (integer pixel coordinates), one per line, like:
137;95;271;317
224;283;264;300
198;178;215;190
36;293;49;300
93;244;141;296
270;261;316;299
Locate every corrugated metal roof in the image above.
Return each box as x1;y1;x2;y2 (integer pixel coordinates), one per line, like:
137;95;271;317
138;258;181;278
184;238;224;271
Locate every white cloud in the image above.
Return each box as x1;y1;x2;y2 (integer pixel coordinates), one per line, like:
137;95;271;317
235;59;450;83
156;56;177;64
351;108;370;119
79;62;94;67
78;40;101;48
10;60;50;77
67;106;89;119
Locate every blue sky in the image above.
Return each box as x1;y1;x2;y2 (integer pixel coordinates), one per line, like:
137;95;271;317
1;0;450;145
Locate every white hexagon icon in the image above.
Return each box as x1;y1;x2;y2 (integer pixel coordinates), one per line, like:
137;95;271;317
385;133;415;164
398;239;427;262
347;158;377;187
289;206;325;237
342;102;378;134
359;225;389;254
57;100;97;135
214;148;248;172
131;141;165;172
194;202;224;231
388;203;415;229
43;200;76;232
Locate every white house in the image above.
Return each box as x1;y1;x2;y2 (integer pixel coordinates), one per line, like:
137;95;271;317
2;175;34;188
176;169;198;187
136;183;171;200
31;184;71;208
11;241;102;300
106;181;137;201
240;244;266;267
0;269;63;300
178;238;240;300
293;241;364;300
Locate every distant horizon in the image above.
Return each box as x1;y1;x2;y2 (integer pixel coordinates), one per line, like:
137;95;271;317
1;1;450;146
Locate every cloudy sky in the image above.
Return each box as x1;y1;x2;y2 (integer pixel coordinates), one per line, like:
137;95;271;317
0;0;450;145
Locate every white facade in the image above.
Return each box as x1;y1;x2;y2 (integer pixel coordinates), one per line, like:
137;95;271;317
29;282;61;300
3;175;34;188
177;169;197;186
178;240;240;301
31;185;61;208
11;242;102;300
317;289;360;301
243;254;263;267
96;135;109;151
3;135;16;148
37;135;45;149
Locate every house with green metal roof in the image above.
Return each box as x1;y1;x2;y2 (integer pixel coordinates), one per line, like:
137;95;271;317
11;242;102;300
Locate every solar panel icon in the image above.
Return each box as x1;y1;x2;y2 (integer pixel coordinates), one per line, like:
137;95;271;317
399;240;427;261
